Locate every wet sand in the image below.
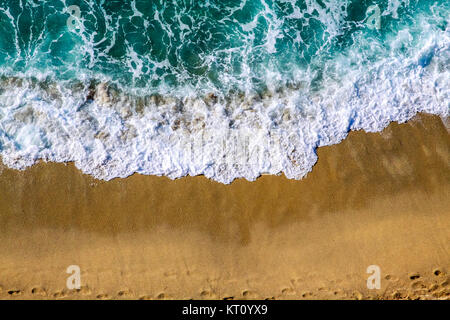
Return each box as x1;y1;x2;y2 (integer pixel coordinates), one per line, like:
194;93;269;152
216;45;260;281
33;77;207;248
0;113;449;300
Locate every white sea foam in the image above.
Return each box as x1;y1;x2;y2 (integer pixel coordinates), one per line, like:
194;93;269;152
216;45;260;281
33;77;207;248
0;7;448;184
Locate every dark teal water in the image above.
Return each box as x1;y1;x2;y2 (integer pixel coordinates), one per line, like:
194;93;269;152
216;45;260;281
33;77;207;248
0;0;448;95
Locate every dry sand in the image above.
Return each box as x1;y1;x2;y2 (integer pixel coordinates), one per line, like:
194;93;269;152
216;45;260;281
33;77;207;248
0;113;448;300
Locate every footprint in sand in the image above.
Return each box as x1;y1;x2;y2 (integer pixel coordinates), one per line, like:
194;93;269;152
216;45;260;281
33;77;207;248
409;273;421;280
117;290;133;298
8;289;22;297
432;289;449;298
333;289;344;297
156;292;172;300
200;290;217;299
411;281;427;290
77;286;92;296
242;290;259;299
281;287;296;295
31;287;47;296
53;290;68;299
428;284;439;292
433;268;445;277
391;290;405;299
385;274;399;282
352;291;364;300
96;294;110;300
413;287;428;296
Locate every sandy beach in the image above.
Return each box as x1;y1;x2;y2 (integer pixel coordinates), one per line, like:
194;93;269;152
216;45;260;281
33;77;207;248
0;113;448;300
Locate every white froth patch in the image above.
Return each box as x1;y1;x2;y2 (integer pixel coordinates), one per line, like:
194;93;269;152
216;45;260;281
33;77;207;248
0;10;449;184
0;54;447;184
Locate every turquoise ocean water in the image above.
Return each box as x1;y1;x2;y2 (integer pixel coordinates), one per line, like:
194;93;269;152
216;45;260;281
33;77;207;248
0;1;448;183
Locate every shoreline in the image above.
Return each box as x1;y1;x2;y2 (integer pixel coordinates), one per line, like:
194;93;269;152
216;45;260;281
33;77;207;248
0;113;449;300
